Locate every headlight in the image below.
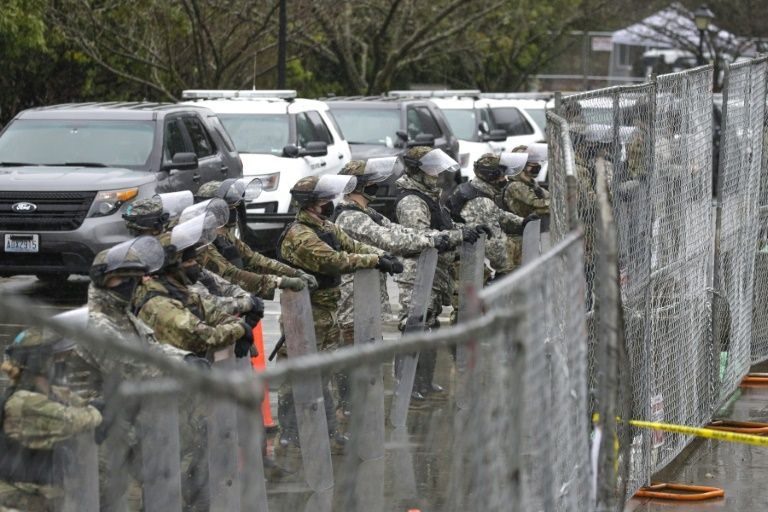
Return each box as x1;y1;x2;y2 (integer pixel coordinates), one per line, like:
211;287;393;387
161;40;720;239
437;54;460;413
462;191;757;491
253;172;279;192
87;188;139;217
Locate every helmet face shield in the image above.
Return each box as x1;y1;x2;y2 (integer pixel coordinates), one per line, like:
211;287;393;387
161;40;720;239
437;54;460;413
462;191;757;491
314;175;357;205
238;178;263;202
418;149;460;176
157;191;194;221
526;143;548;164
170;213;220;253
105;236;165;275
498;152;528;177
178;198;229;227
362;157;404;184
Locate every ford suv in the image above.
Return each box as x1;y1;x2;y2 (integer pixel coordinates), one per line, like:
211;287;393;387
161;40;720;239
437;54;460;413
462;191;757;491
181;90;351;254
0;102;242;282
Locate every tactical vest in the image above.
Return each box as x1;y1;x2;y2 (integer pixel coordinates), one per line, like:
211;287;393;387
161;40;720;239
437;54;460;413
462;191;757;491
0;390;55;485
133;277;205;321
276;222;342;290
213;235;244;269
394;189;453;230
331;203;385;226
446;182;494;223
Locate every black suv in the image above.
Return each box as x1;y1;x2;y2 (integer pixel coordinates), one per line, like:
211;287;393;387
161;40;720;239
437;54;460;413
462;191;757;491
324;96;460;217
0;102;242;281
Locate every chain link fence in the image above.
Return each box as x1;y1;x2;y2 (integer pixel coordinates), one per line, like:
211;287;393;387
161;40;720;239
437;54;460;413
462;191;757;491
751;59;768;364
714;57;768;404
552;65;717;498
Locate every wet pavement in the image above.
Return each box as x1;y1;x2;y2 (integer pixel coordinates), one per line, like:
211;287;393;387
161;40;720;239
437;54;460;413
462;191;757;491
625;376;768;511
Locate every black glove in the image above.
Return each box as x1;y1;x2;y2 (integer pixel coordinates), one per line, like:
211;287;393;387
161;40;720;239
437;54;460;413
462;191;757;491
88;399;106;414
376;254;404;275
235;326;255;358
245;295;265;326
533;185;545;199
522;213;540;230
474;224;494;239
184;353;212;370
432;234;453;253
461;227;479;244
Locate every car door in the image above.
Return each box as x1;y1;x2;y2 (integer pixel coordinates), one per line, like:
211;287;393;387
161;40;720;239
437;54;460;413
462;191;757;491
295;111;329;175
307;110;346;174
490;106;539;148
206;114;242;179
157;115;196;193
182;114;226;189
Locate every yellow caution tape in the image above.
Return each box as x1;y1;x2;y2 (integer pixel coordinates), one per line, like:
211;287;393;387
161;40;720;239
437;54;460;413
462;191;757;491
628;419;768;448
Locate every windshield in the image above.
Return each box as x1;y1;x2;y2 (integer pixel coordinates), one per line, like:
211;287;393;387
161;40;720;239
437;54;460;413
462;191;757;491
218;114;289;155
442;109;478;141
331;108;400;146
524;107;547;133
0;119;155;168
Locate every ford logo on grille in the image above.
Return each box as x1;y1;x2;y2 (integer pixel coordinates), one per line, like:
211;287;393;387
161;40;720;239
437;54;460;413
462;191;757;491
11;202;38;213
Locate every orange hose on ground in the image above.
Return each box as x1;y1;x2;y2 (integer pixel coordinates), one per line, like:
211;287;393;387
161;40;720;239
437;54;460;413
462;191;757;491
707;420;768;435
635;483;724;501
741;374;768;387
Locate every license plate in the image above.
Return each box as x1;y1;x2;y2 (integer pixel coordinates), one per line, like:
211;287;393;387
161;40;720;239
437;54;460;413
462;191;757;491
4;234;39;253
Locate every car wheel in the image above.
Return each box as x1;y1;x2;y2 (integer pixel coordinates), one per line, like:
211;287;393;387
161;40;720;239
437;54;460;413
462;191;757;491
36;273;70;284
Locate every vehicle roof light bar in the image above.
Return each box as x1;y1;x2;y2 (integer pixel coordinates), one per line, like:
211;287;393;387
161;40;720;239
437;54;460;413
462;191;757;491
481;92;555;100
181;90;298;100
387;89;481;99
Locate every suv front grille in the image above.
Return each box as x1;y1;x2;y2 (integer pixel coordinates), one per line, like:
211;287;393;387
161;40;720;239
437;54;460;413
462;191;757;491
0;191;96;231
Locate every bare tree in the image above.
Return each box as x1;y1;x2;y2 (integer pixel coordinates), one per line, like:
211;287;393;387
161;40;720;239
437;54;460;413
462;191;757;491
47;0;284;100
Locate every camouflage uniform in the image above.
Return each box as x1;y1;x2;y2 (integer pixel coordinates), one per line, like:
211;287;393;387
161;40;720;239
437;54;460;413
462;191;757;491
0;332;101;512
132;274;246;355
500;174;549;269
452;177;523;274
277;205;381;442
334;200;437;338
197;244;282;300
189;268;253;316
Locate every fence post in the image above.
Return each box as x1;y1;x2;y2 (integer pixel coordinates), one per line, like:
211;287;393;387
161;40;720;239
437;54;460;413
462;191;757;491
281;288;334;511
55;430;99;512
389;248;439;428
207;357;242;511
521;220;542;265
234;357;269;512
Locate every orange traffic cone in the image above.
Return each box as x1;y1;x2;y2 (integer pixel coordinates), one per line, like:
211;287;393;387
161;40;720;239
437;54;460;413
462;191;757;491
251;322;278;432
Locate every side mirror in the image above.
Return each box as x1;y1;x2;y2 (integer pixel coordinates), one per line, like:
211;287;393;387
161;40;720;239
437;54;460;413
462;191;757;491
298;141;328;157
484;129;508;142
407;133;435;148
396;130;408;141
478;121;490;134
282;144;300;158
167;152;198;170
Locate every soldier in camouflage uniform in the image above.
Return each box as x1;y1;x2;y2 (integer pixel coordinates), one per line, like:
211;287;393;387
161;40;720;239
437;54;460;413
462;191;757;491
498;144;549;269
333;158;456;411
276;175;401;447
132;213;252;358
195;179;312;299
0;329;102;512
447;152;535;276
394;147;490;398
126;194;263;319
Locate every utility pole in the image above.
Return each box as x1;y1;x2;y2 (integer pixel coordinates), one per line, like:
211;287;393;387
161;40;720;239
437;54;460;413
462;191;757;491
277;0;287;88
